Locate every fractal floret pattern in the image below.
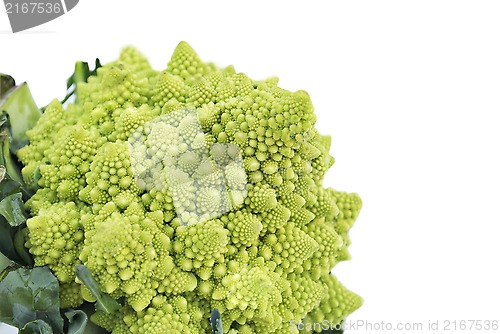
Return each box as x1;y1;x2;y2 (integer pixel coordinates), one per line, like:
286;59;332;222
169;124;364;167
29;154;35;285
17;42;362;333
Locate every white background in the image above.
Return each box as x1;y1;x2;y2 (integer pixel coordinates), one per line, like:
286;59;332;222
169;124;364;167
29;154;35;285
1;1;500;333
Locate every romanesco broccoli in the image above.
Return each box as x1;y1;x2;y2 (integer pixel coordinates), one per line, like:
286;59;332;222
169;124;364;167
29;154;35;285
17;41;362;333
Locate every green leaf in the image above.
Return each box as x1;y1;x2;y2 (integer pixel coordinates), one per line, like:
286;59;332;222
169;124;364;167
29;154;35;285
62;59;102;104
0;164;33;267
0;216;20;263
0;95;35;268
210;308;223;334
75;303;110;334
13;227;34;266
65;310;88;334
0;263;22;282
0;192;27;226
0;251;13;274
0;74;16;99
0;267;64;333
0;112;30;194
0;82;41;153
66;62;89;90
19;320;54;334
32;162;50;191
75;265;121;314
0;216;32;267
0;175;32;266
0;165;22;197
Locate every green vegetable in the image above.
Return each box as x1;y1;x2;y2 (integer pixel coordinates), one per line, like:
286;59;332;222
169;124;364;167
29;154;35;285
19;320;54;334
75;265;122;314
0;114;33;266
0;74;16;98
0;252;12;276
0;74;41;153
1;42;363;333
0;267;64;333
61;59;102;105
64;309;87;334
0;192;27;226
0;112;25;187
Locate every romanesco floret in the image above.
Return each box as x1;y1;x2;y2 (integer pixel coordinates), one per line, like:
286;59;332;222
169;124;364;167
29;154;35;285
173;218;229;279
300;275;363;333
24;201;87;283
18;41;362;333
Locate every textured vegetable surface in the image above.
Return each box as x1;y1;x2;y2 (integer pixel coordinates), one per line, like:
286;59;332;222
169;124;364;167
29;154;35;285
1;42;362;333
